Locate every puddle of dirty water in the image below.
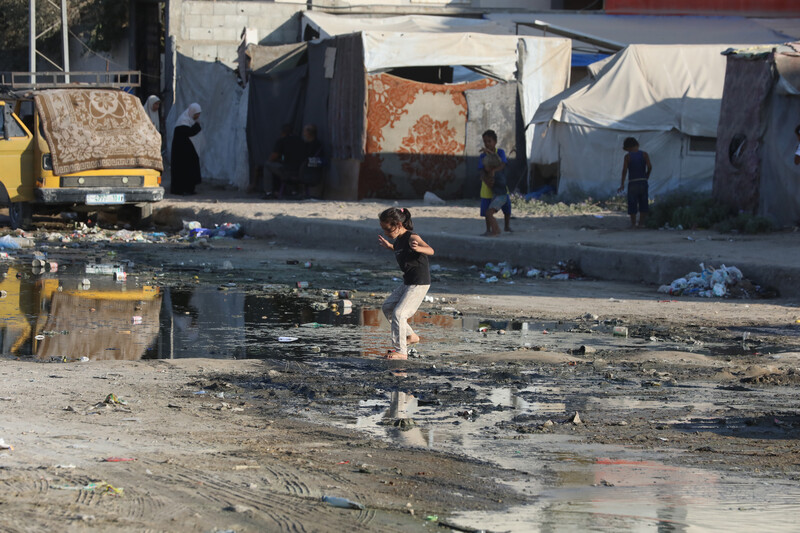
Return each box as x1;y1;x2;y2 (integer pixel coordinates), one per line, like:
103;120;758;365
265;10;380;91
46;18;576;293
302;376;800;533
6;257;800;530
0;260;472;360
0;257;758;362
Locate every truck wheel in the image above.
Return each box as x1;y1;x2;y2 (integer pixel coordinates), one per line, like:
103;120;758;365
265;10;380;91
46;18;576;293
8;201;32;230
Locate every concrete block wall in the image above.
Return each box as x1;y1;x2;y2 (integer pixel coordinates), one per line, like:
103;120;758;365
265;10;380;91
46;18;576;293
171;1;304;68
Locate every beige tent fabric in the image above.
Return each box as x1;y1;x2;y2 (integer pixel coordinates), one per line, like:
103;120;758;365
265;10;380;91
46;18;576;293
34;89;163;176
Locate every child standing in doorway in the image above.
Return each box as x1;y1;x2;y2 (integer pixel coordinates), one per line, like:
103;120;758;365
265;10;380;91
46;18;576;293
479;130;512;236
378;207;435;360
618;136;652;228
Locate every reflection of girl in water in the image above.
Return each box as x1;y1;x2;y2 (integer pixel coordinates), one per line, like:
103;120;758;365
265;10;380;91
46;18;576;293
384;391;427;447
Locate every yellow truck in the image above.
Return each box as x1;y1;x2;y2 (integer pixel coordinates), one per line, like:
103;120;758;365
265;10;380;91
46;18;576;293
0;75;164;229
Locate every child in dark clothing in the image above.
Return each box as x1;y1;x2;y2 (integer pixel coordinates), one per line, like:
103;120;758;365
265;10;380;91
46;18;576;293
618;137;652;228
479;130;511;237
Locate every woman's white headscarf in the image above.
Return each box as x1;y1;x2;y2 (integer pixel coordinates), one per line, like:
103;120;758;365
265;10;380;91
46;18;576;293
145;95;161;132
175;102;202;128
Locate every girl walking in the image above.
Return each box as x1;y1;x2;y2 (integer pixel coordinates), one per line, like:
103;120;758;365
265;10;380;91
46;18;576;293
378;207;435;360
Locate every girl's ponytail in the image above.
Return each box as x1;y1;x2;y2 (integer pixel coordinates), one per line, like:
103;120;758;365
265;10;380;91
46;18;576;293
379;207;414;231
401;208;413;230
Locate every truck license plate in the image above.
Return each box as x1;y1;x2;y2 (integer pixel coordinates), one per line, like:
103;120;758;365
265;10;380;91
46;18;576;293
86;193;125;205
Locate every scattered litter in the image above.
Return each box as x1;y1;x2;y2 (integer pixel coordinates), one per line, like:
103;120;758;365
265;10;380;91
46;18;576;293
55;482;124;495
55;464;76;469
482;260;582;283
423;191;445;206
0;438;13;450
103;393;127;405
612;326;628;338
322;495;365;510
103;457;137;462
658;263;769;298
0;235;33;249
278;337;299;342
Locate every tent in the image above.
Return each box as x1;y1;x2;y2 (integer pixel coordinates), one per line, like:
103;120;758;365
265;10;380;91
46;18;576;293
713;43;800;226
485;13;800;48
530;44;735;199
245;28;571;199
165;55;250;190
302;11;514;39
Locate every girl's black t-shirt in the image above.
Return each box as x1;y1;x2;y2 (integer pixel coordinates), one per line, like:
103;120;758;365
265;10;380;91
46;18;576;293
394;231;431;286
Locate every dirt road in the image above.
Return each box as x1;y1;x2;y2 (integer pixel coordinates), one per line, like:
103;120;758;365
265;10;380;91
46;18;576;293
0;220;799;531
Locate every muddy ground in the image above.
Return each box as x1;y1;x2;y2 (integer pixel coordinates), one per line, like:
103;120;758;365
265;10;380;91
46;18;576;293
1;226;800;532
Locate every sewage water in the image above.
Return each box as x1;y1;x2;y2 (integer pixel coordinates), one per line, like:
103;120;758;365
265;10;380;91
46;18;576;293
320;379;800;533
5;260;800;531
0;260;469;360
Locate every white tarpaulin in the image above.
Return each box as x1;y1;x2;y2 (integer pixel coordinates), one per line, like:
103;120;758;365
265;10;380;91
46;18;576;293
303;11;513;40
361;31;523;81
166;55;249;189
517;37;572;167
532;44;734;199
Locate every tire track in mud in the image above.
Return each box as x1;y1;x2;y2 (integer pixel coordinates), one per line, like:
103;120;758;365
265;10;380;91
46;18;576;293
157;464;379;531
0;471;127;531
0;465;380;532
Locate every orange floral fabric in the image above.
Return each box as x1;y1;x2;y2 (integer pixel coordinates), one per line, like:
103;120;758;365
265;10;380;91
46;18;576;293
359;73;495;199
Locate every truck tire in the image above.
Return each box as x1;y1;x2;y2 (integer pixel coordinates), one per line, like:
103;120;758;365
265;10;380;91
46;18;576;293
8;201;32;230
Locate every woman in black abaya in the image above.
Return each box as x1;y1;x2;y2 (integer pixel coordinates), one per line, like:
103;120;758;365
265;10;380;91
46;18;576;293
171;103;202;195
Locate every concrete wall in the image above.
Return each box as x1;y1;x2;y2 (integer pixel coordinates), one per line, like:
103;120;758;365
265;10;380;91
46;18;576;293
169;0;304;69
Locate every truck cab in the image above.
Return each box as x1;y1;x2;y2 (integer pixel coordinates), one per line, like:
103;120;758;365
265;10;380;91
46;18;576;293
0;77;164;229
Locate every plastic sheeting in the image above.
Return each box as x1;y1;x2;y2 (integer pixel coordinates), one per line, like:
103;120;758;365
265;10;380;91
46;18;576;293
759;89;800;226
713;48;800;226
532;44;733;198
551;124;713;199
302;11;513;40
166;54;249;189
517;37;571;165
362;31;522;82
246;66;308;169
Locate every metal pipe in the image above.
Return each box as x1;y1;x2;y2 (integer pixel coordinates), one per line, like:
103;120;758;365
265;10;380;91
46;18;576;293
29;0;36;82
518;20;625;53
61;0;70;83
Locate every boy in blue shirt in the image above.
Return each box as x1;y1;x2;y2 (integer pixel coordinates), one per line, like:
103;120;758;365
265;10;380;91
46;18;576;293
618;137;652;228
478;130;512;236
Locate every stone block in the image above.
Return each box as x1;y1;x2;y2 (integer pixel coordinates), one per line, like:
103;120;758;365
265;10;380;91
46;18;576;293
217;45;240;66
184;2;213;16
224;15;249;29
183;14;202;28
212;27;237;41
192;44;219;61
213;2;238;16
188;27;214;41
